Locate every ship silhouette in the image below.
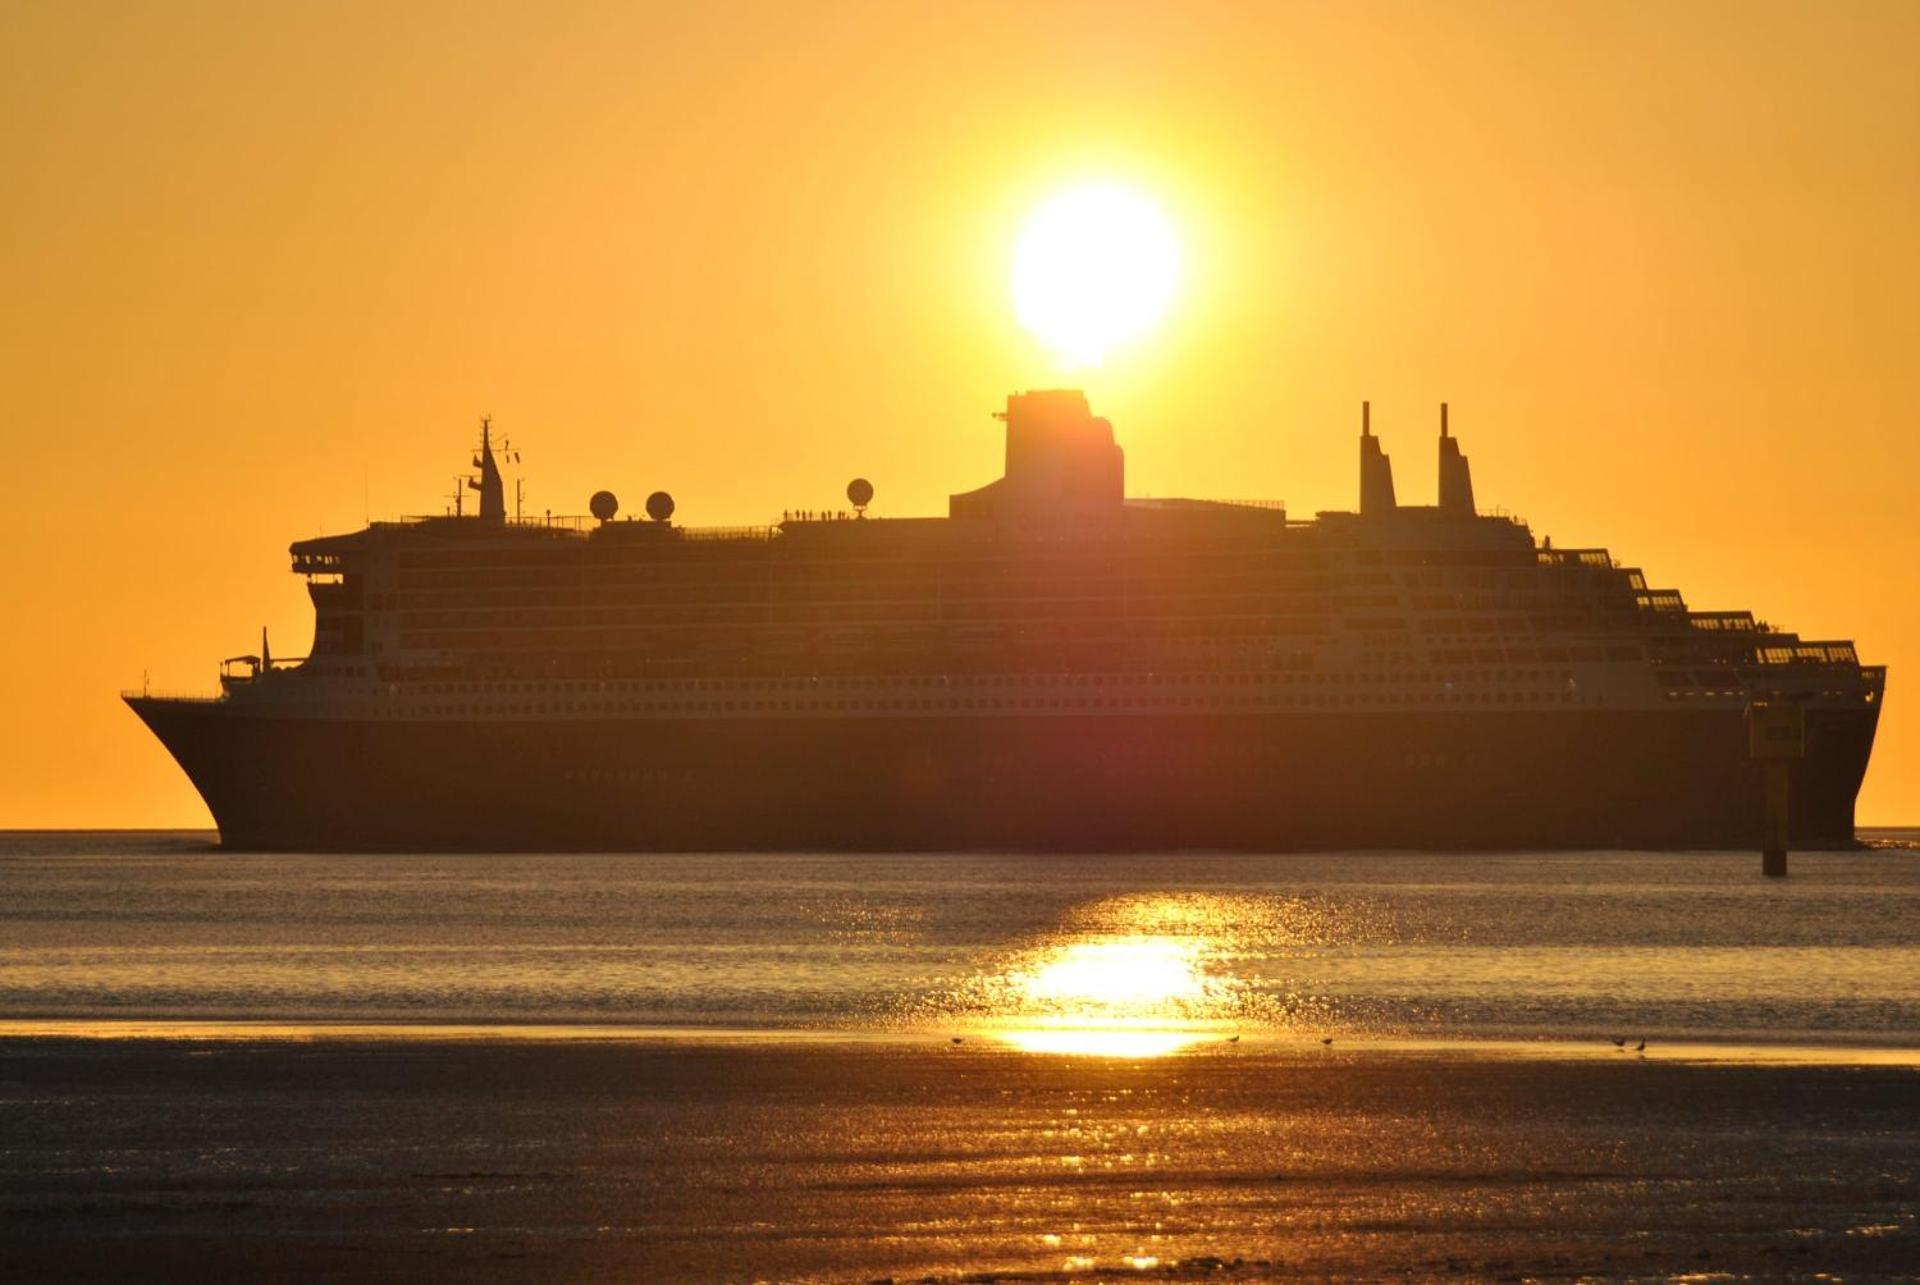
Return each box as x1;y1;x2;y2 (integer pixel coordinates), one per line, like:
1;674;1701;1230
127;392;1882;851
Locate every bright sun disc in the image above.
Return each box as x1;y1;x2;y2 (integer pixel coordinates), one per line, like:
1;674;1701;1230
1013;184;1180;368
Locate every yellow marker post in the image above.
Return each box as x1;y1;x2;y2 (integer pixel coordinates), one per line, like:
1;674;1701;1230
1745;701;1806;877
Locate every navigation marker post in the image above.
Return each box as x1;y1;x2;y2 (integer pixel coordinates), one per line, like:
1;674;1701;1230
1745;700;1805;877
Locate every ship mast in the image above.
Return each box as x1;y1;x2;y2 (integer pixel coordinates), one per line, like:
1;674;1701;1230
468;416;507;523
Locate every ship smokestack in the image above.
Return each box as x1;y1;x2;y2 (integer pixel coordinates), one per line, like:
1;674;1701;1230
948;389;1123;519
1359;400;1397;516
1437;401;1475;516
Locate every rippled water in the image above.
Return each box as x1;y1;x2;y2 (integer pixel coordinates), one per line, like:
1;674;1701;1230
2;831;1916;1046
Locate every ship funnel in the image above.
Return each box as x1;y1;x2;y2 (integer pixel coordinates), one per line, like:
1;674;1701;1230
1437;402;1475;516
1359;400;1397;516
949;389;1123;519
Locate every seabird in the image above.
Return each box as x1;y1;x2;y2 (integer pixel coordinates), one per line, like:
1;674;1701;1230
1611;1037;1626;1048
1320;1037;1334;1047
1635;1039;1646;1052
951;1037;964;1045
1227;1035;1241;1044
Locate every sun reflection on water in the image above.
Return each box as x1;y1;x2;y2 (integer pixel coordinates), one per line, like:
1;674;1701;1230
901;891;1395;1055
1012;937;1211;1013
950;894;1313;1057
996;1027;1208;1057
983;933;1224;1057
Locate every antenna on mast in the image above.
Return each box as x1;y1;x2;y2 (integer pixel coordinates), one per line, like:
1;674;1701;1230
504;434;524;519
466;416;506;523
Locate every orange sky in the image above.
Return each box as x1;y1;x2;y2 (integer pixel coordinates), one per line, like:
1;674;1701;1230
3;1;1916;827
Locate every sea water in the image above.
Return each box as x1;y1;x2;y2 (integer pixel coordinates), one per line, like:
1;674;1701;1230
2;831;1916;1047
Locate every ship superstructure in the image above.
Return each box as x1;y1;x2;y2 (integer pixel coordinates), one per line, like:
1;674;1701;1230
128;392;1882;850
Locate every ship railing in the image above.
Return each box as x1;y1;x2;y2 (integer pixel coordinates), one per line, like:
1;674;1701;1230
502;515;778;538
1754;641;1861;666
781;509;862;523
679;525;780;542
121;689;223;703
1688;611;1758;632
1537;547;1617;568
509;515;592;531
383;514;597;532
366;510;787;537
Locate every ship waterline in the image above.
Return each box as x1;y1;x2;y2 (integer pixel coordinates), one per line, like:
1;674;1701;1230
127;390;1883;851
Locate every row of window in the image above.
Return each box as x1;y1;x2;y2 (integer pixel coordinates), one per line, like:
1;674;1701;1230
373;563;1659;608
385;545;1544;578
1668;686;1874;704
382;687;1606;719
362;579;1669;615
362;668;1596;698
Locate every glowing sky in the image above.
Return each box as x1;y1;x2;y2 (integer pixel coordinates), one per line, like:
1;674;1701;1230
2;1;1916;825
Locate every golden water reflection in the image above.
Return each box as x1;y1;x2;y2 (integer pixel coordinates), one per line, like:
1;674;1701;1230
966;895;1296;1057
1013;937;1212;1013
995;1026;1209;1057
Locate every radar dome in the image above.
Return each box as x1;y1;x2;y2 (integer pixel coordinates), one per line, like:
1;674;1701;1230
846;477;874;510
589;490;619;523
646;491;676;522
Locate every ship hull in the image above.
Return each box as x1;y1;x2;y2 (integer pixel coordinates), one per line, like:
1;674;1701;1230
127;699;1878;852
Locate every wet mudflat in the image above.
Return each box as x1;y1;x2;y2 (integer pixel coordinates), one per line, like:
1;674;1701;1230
1;1036;1915;1282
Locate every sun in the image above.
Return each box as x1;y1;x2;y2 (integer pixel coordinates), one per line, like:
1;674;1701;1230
1012;183;1180;368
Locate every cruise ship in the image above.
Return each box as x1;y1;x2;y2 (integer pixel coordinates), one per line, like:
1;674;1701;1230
127;391;1883;851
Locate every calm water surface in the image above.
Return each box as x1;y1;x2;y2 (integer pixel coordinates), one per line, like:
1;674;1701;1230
2;831;1916;1047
